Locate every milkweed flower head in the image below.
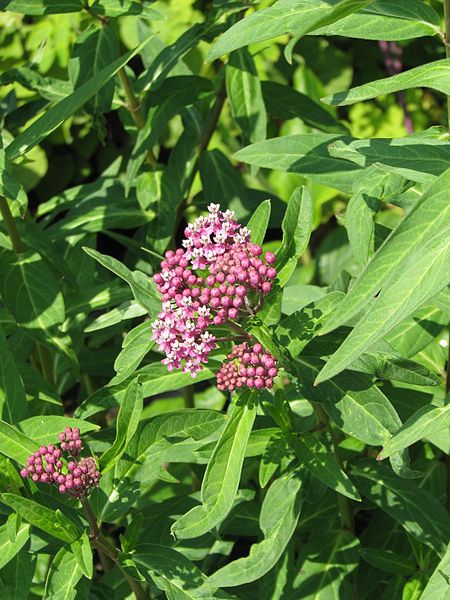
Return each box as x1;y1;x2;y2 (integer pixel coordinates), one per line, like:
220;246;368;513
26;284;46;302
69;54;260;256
21;427;100;498
152;204;278;389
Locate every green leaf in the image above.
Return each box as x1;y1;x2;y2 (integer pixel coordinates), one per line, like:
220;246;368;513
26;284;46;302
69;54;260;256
291;529;360;598
379;403;450;460
359;547;416;576
5;35;154;161
111;321;154;385
262;81;347;134
0;494;81;543
208;0;373;60
134;544;233;599
327;135;450;184
84;301;146;333
0;0;83;14
91;0;163;18
226;48;267;149
100;377;143;472
0;151;28;215
353;462;450;556
199;149;248;213
294;358;402;446
277;291;345;358
420;542;450;600
96;410;226;522
171;395;257;539
323;59;450;106
69;25;119;117
0;324;28;423
310;0;441;40
0;250;76;367
293;433;361;501
258;433;286;488
276;187;313;287
18;416;99;446
0;420;36;463
350;352;441;387
234;134;363;194
207;470;306;587
43;547;83;600
0;519;30;570
248;200;271;246
70;532;93;579
75;362;215;419
316;170;450;382
83;247;160;316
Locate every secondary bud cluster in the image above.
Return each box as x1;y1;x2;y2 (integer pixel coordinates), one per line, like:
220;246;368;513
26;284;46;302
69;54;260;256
152;204;278;381
216;342;278;392
20;427;100;498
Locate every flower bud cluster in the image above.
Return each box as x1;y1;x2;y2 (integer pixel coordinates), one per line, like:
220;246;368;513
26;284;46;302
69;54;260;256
20;427;100;498
152;204;277;380
216;342;278;392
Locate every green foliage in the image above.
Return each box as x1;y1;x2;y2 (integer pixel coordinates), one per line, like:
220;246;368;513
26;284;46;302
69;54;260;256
0;0;449;597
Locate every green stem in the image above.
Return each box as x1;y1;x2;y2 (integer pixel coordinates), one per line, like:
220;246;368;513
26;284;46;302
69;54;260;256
184;385;195;409
444;0;450;127
0;195;24;254
313;405;354;532
81;498;149;600
117;68;158;167
37;344;54;386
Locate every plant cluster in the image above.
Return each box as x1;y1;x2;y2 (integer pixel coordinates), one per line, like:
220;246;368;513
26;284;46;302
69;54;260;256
0;0;449;599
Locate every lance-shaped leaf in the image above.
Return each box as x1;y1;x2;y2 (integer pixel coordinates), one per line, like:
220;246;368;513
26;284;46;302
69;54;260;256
95;410;226;522
83;247;160;315
208;0;373;60
70;532;93;579
0;519;30;570
0;151;28;215
0;420;36;463
291;529;360;597
359;547;416;576
0;494;81;543
327;135;450;184
1;0;83;14
171;395;257;539
43;547;83;600
6;34;154;161
248;199;271;246
0;324;28;424
353;462;450;556
111;321;154;385
277;291;345;358
420;542;450;600
100;377;143;472
234;134;363;193
379;403;450;459
350;352;440;387
293;433;361;501
226;48;267;154
276;187;313;287
18;416;98;446
310;0;441;40
207;470;306;587
323;59;450;106
0;250;77;369
133;544;234;599
316;170;450;382
262;81;346;134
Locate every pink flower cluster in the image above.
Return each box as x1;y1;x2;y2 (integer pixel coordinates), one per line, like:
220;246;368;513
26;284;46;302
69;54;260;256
216;342;278;391
20;427;100;498
152;204;278;380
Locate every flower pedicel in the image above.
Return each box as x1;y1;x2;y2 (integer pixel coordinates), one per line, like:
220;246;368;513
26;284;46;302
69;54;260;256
152;204;278;389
